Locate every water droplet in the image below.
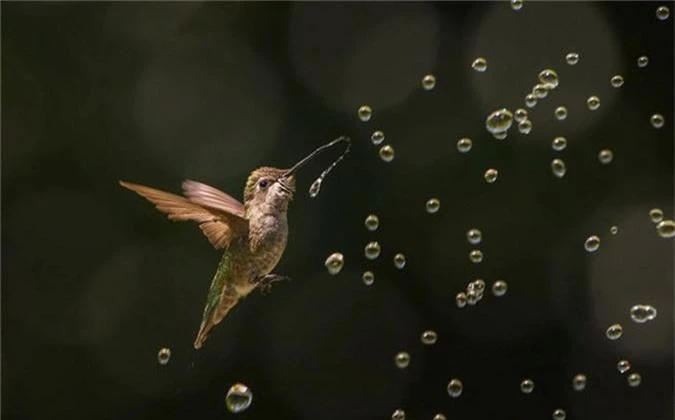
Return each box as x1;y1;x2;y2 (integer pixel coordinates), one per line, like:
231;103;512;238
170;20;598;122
606;323;623;340
520;379;535;394
525;94;538;108
656;5;670;20
485;108;513;134
157;347;171;365
362;271;374;286
426;198;440;214
392;409;406;420
533;84;549;99
469;249;484;263
510;0;524;11
433;414;447;420
466;290;479;306
554;106;568;120
627;373;642;387
565;52;580;65
484;168;499;183
456;292;467;308
552;408;566;420
649;208;664;223
309;178;322;197
371;130;385;145
518;119;532;134
379;145;395;163
394;253;406;269
325;252;344;275
630;304;657;323
538;69;559;89
469;279;486;293
650;113;664;128
493;132;508;140
610;226;618;235
598;149;614;165
584;235;600;252
422;74;436;90
610;75;624;88
365;242;381;260
447;378;463;398
637;55;649;68
472;57;488;72
551;159;567;178
365;214;379;231
358;105;372;122
225;383;253;413
514;108;528;122
587;95;600;110
552;137;567;151
617;360;631;374
492;280;508;297
467;228;482;245
657;220;675;238
394;351;410;369
457;137;473;153
572;374;587;391
421;330;438;345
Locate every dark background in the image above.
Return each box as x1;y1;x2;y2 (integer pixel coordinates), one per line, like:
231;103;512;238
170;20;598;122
2;2;673;420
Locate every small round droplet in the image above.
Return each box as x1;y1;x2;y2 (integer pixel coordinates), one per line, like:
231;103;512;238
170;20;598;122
554;106;568;120
472;57;488;72
309;178;322;198
365;242;381;260
510;0;524;11
525;94;538;108
433;414;447;420
656;5;670;20
469;279;486;293
371;130;385;145
469;249;484;263
456;292;467;308
552;408;566;420
518;119;532;134
630;304;657;323
394;351;411;369
447;378;463;398
485;108;513;134
467;228;482;245
394;253;406;269
157;347;171;365
656;220;675;238
533;84;549;99
627;373;642;387
650;113;664;128
520;379;535;394
584;235;600;252
649;208;664;223
466;290;479;306
379;145;395;163
538;69;559;89
637;56;649;68
362;271;374;286
225;383;253;413
421;330;438;345
565;52;580;65
426;198;440;214
325;252;344;275
551;159;567;178
610;226;618;235
587;95;600;110
358;105;372;122
606;323;623;340
492;280;508;297
617;360;631;374
598;149;614;165
484;168;499;184
392;409;406;420
457;137;473;153
610;75;624;88
552;137;567;151
422;74;436;90
514;108;528;123
365;214;379;231
572;374;587;391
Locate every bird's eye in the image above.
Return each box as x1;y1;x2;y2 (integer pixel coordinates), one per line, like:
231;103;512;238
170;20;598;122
258;179;269;189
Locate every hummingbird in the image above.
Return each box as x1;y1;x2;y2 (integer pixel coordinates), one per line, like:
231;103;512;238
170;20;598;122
120;137;350;349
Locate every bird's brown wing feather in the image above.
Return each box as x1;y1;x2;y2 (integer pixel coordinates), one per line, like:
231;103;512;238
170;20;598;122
182;179;246;218
119;180;248;250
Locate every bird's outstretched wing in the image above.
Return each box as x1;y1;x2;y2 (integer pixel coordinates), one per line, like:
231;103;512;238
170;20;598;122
119;180;247;250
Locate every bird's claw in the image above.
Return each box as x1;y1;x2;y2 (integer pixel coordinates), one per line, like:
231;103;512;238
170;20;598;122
257;274;290;295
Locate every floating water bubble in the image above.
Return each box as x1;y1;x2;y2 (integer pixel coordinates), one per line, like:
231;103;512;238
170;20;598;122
392;409;406;420
379;145;395;162
309;178;322;198
617;360;631;374
587;95;600;110
520;379;535;394
225;383;253;413
606;323;623;340
565;52;579;65
365;214;379;231
485;108;513;134
649;208;664;223
371;130;385;145
395;351;411;369
538;69;559;89
422;74;436;90
518;119;532;134
552;408;566;420
525;94;538;108
572;374;587;391
650;113;664;128
627;373;642;387
157;347;171;365
433;414;447;420
584;235;600;252
598;149;614;165
554;106;568;120
630;304;657;323
421;330;438;345
447;379;463;398
511;0;524;11
457;138;473;153
551;159;566;178
493;132;508;140
325;253;344;275
656;5;670;20
514;108;528;122
469;249;484;263
426;198;440;214
657;220;675;238
358;105;372;122
394;253;406;269
484;168;499;183
492;280;508;297
470;279;486;293
610;226;618;235
362;271;374;286
552;137;567;151
467;228;482;245
637;56;649;68
456;292;467;308
365;242;381;260
610;75;624;88
472;57;488;72
533;84;549;99
467;290;479;306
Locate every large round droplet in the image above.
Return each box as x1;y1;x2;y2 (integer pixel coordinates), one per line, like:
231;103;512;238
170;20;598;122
493;132;508;140
472;57;488;72
157;347;171;365
587;96;600;111
572;374;587;391
554;106;568;120
565;52;579;65
484;168;498;183
492;280;508;297
598;149;614;165
456;292;467;308
630;304;657;323
469;279;486;293
520;379;535;394
393;253;406;269
514;108;528;123
421;330;438;345
518;119;532;134
426;198;440;214
552;408;566;420
485;108;513;134
379;145;395;163
358;105;372;122
617;360;631;374
225;383;253;413
551;159;567;178
525;94;538;108
606;323;623;340
637;56;649;68
447;378;463;398
649;208;664;223
362;271;374;286
627;373;642;387
510;0;524;11
538;69;559;89
394;351;411;369
552;137;567;151
650;114;664;128
365;214;379;231
610;75;624;88
656;5;670;20
392;409;406;420
466;290;479;306
364;242;381;260
457;138;472;153
422;74;436;91
656;220;675;238
371;130;385;145
324;252;344;275
469;249;484;264
467;228;482;245
533;84;549;99
584;235;600;252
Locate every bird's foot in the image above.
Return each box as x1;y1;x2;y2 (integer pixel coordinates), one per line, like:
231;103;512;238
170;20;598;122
257;274;290;295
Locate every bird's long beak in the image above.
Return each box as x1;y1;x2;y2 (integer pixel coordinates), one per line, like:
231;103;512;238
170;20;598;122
281;136;351;179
